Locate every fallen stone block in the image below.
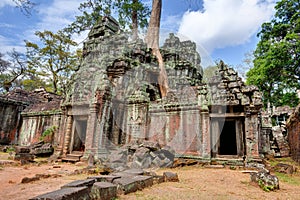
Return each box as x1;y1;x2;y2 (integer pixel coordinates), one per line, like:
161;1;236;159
90;182;117;200
123;168;144;176
87;175;121;183
14;153;34;162
29;186;89;200
132;175;153;190
21;176;40;183
113;177;138;195
163;172;179;182
274;163;296;174
153;175;165;184
15;146;30;154
61;179;95;188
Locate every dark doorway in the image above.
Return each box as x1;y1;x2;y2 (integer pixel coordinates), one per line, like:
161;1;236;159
73;119;87;151
219;120;237;155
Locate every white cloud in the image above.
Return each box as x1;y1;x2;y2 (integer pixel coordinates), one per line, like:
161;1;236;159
36;0;84;32
178;0;276;54
0;0;14;8
0;35;25;53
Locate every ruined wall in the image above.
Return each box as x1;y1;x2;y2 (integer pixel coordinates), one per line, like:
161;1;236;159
0;98;26;144
19;111;62;146
147;107;204;156
287;104;300;163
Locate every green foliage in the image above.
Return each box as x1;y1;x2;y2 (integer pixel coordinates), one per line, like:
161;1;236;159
258;179;275;192
0;50;28;93
64;0;150;35
246;0;300;107
25;30;80;95
275;172;300;186
40;126;57;142
6;146;15;153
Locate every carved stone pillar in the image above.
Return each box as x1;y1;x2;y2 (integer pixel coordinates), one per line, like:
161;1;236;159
62;115;72;156
84;103;98;156
244;109;260;161
201;110;211;159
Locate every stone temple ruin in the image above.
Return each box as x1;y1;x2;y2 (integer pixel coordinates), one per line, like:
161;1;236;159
52;16;263;164
0;16;269;165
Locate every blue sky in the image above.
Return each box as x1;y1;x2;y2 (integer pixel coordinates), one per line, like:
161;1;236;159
0;0;277;70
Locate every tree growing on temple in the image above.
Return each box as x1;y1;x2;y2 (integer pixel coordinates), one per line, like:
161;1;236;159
146;0;168;97
66;0;170;97
64;0;150;38
246;0;300;107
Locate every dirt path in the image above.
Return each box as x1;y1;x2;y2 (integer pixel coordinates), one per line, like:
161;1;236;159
120;166;300;200
0;162;84;200
0;156;299;200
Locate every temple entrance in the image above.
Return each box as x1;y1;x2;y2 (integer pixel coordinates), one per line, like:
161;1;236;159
219;120;237;155
211;117;245;157
71;117;87;152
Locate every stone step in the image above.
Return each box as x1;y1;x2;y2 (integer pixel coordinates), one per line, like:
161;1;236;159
61;152;83;162
71;151;84;156
61;157;81;163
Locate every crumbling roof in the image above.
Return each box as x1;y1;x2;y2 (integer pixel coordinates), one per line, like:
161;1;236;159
1;88;62;112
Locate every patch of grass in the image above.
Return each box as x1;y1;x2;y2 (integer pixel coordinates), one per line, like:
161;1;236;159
268;157;299;167
275;172;300;186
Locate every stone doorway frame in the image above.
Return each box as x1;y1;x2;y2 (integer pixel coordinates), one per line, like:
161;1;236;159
210;115;245;158
69;115;88;153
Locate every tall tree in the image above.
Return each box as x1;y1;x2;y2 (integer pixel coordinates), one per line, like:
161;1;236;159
146;0;168;97
25;30;80;95
64;0;150;37
0;50;27;93
246;0;300;107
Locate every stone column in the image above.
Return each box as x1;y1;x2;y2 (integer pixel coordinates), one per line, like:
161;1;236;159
62;115;72;156
201;110;211;159
84;103;98;157
245;110;260;161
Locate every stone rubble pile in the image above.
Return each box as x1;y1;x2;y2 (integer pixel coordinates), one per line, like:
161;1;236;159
14;146;34;164
250;169;279;191
30;169;179;200
30;141;54;156
108;141;175;171
14;141;54;164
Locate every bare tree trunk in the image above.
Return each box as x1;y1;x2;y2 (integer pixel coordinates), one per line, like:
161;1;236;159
132;0;138;40
145;0;169;98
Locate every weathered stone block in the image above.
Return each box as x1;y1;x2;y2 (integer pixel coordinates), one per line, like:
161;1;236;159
87;175;121;183
113;177;138;195
132;175;153;190
14;153;34;162
29;186;90;200
15;146;30;154
123;168;144;176
61;179;95;188
163;172;179;182
153;175;165;184
90;182;117;200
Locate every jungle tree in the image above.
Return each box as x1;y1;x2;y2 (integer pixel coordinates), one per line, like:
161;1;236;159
246;0;300;107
